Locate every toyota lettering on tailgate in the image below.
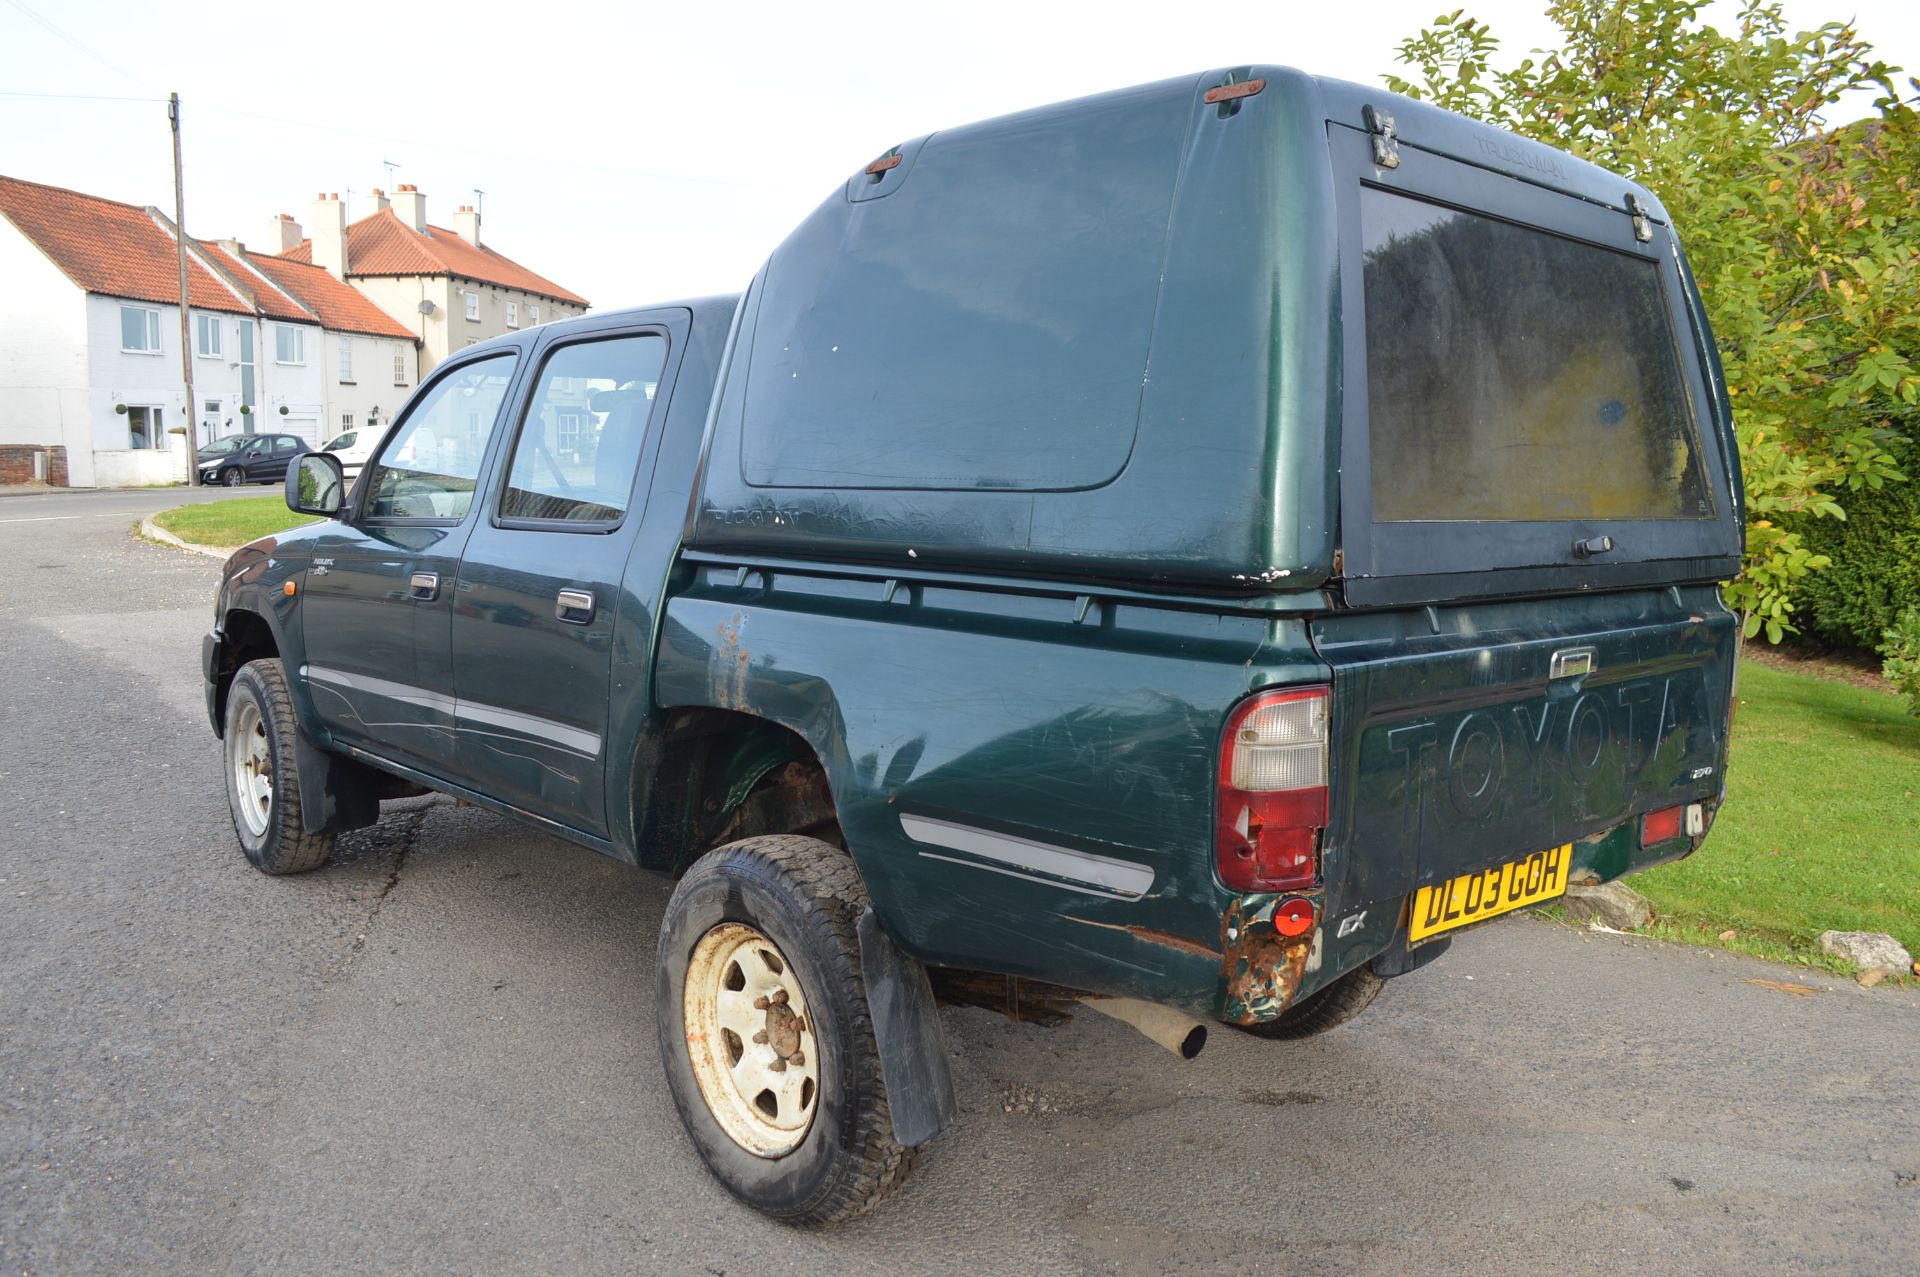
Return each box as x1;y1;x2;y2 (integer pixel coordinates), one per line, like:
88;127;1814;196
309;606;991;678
1377;670;1719;836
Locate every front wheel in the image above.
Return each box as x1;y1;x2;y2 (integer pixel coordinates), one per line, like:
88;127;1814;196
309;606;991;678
657;836;917;1225
223;658;335;874
221;467;244;487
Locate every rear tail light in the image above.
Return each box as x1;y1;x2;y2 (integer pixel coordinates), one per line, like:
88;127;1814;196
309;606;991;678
1217;686;1330;892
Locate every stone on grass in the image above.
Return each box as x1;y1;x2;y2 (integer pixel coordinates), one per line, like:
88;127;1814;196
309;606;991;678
1562;880;1654;930
1818;930;1912;976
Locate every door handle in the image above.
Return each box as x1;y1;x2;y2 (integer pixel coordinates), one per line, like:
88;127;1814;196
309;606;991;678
555;588;595;624
1549;647;1595;680
409;572;439;601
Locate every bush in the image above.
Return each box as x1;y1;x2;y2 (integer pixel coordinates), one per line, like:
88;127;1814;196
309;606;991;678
1795;432;1920;649
1882;608;1920;716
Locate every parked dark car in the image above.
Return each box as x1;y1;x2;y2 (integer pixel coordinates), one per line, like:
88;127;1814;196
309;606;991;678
202;65;1742;1225
197;433;308;487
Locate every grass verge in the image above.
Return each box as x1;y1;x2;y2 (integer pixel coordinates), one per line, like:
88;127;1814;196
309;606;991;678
152;497;318;549
1629;657;1919;977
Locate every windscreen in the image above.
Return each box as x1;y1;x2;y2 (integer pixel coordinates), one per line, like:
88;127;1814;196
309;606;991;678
1362;186;1712;523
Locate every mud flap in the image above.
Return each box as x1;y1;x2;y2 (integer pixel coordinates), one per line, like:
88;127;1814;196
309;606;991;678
293;728;382;837
857;907;956;1147
1372;935;1451;978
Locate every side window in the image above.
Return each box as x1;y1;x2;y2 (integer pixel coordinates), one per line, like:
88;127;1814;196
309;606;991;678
274;437;299;454
499;334;667;525
364;354;517;521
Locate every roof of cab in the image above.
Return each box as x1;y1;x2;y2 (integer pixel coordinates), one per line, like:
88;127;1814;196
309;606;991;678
450;294;743;360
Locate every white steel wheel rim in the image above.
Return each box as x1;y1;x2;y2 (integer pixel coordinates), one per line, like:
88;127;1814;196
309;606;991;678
684;922;821;1157
228;699;272;837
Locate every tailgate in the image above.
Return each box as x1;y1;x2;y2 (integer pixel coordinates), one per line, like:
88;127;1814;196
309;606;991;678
1310;586;1736;920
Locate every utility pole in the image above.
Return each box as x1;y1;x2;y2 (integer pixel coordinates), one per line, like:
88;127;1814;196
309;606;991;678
170;92;198;487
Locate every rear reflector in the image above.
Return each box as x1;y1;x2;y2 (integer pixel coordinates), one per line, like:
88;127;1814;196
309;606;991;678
1217;686;1330;892
1272;896;1315;937
1640;805;1684;846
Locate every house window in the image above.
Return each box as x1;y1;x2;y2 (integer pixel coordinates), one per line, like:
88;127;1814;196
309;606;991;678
121;305;161;353
393;349;407;385
274;325;306;365
464;292;480;321
194;314;222;359
338;336;354;383
126;405;162;448
528;304;541;325
342;413;354;430
505;300;518;328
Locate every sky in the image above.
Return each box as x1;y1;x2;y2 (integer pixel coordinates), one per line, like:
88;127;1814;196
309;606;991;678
3;0;1915;310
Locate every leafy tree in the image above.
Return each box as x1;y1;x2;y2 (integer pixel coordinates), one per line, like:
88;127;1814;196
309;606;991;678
1385;1;1918;643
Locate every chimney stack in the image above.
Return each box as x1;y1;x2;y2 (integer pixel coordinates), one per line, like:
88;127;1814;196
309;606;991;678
365;187;390;218
393;183;426;232
454;203;481;247
269;213;303;254
312;192;347;278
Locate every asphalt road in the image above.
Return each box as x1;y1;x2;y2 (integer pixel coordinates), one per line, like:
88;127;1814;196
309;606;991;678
2;487;1917;1276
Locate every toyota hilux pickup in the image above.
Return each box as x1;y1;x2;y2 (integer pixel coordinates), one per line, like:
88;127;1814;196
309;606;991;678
203;65;1742;1224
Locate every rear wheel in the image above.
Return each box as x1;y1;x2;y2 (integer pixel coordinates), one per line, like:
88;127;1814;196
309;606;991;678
1236;966;1384;1040
657;835;916;1224
223;658;335;874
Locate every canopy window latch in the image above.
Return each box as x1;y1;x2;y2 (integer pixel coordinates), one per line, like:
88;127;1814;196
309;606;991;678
1626;193;1653;242
1363;104;1400;168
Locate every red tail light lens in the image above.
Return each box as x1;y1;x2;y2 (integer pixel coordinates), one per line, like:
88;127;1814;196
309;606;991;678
1217;686;1330;892
1272;896;1316;937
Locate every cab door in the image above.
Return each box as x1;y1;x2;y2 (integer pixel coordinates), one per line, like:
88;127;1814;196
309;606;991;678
299;351;522;776
449;315;682;837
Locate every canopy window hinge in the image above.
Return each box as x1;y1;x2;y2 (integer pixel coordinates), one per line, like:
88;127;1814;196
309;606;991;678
1363;104;1400;169
1626;193;1653;242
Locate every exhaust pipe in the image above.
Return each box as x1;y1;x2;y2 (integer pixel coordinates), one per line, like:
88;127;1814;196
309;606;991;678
1078;996;1207;1059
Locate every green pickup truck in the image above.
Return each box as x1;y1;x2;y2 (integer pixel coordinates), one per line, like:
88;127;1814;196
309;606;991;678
204;65;1742;1224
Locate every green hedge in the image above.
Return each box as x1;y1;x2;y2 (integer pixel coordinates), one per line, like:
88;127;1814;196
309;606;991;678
1794;431;1920;650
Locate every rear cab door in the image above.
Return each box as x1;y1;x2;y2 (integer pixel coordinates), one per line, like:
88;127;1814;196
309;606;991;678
447;309;687;839
1314;116;1743;959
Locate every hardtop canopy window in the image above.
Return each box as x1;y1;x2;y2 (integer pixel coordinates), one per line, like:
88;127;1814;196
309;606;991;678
1361;186;1712;524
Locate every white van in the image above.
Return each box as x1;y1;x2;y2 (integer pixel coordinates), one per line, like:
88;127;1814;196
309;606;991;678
318;422;392;483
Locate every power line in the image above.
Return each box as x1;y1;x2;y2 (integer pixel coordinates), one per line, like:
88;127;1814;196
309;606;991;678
0;90;167;103
1;0;164;96
191;99;764;190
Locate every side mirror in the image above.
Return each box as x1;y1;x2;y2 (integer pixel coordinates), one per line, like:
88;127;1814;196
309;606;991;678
287;452;346;517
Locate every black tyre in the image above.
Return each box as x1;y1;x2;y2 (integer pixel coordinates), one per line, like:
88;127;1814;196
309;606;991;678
1236;965;1384;1041
222;658;335;874
657;835;915;1225
221;467;244;487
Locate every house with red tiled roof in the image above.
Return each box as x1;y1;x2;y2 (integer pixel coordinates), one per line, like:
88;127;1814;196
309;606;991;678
0;172;423;487
274;186;588;376
206;242;421;446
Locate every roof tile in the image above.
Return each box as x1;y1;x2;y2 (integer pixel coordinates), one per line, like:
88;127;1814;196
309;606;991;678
0;173;257;314
281;207;587;305
238;252;417;340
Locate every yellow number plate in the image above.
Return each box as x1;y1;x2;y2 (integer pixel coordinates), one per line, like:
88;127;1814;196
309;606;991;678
1408;844;1573;942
